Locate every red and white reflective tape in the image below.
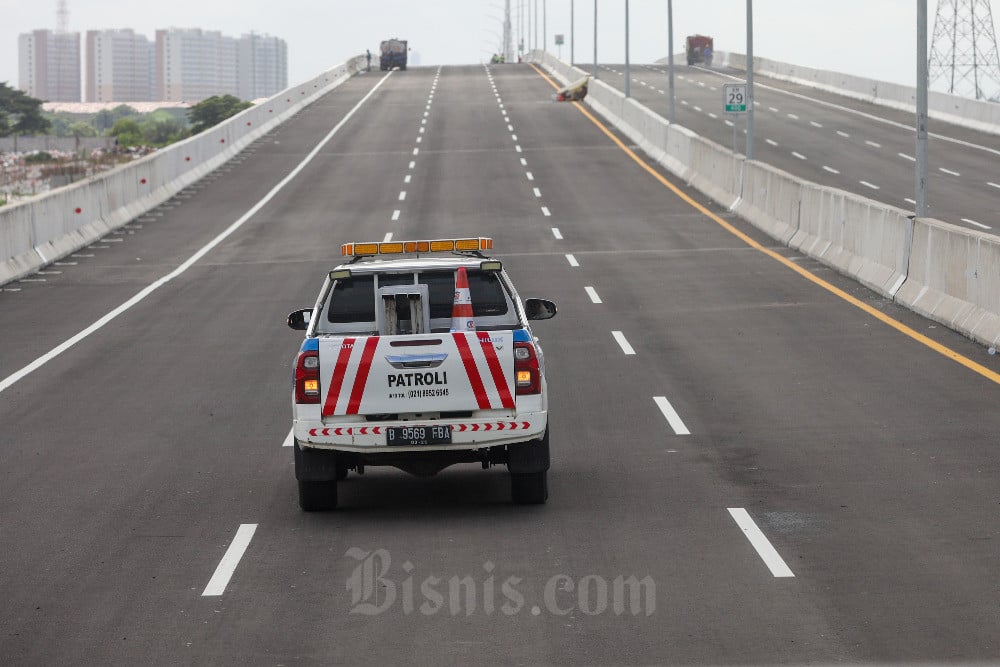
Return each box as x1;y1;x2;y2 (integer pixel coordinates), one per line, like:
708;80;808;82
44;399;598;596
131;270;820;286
309;422;531;438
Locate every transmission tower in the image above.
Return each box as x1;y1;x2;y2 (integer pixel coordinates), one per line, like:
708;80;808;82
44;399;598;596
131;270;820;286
929;0;1000;100
56;0;69;32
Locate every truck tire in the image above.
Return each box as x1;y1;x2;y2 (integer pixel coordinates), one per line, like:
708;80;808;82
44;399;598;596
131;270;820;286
298;480;338;511
511;471;547;504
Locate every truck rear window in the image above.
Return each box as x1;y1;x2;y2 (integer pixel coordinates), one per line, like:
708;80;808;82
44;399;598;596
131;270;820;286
324;270;510;328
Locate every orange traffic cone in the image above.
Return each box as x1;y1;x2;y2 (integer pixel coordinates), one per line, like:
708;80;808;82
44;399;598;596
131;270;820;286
450;267;476;332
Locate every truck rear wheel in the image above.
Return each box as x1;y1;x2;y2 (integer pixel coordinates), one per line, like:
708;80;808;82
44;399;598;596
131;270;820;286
511;471;547;504
298;480;338;511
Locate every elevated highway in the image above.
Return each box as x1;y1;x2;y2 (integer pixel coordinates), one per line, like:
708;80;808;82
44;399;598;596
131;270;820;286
1;61;999;664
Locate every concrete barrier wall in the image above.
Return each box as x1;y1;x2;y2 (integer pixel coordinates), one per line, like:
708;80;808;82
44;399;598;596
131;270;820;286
0;55;368;286
726;53;1000;136
530;49;1000;348
896;220;1000;346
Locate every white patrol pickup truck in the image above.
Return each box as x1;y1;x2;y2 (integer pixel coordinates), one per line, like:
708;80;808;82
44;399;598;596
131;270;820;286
287;237;557;511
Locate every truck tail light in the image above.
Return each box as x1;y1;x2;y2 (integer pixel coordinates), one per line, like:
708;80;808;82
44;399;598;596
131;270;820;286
295;350;320;404
514;342;540;395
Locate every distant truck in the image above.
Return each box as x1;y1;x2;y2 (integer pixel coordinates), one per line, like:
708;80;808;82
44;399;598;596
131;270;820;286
380;39;408;71
685;35;714;66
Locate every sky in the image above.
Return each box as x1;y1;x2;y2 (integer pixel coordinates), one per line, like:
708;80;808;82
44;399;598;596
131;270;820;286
0;1;996;98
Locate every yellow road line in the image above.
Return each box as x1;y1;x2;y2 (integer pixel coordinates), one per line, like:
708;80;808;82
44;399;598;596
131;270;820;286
529;63;1000;386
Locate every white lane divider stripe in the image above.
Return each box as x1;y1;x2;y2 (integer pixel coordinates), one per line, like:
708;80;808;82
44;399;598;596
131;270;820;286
791;152;807;160
515;145;522;153
612;331;635;355
822;165;840;174
939;167;961;176
551;228;562;239
391;210;401;221
565;254;579;267
765;139;778;147
768;106;779;112
898;152;916;161
398;191;406;201
859;181;880;190
653;396;689;435
413;147;419;155
727;508;795;578
962;218;992;230
540;206;551;217
202;524;258;596
404;174;411;184
787;113;799;120
810;121;823;128
521;158;529;166
989;182;1000;190
865;140;881;148
526;172;534;181
584;286;602;303
408;161;416;169
282;428;294;447
383;232;394;242
533;187;541;197
0;70;395;396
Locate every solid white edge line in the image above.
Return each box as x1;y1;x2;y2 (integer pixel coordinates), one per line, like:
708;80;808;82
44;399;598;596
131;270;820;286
652;396;689;435
584;286;602;304
612;331;636;356
0;71;394;396
282;428;294;447
565;254;579;267
727;508;795;578
202;523;258;596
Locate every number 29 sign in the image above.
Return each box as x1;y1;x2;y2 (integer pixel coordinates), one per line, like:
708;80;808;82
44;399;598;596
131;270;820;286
723;83;748;113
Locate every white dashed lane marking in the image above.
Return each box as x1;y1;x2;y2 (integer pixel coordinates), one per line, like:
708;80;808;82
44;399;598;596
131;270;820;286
727;508;795;578
962;218;992;230
653;396;689;435
584;286;602;304
612;331;636;355
551;228;563;239
822;166;840;174
526;172;534;181
541;206;551;216
939;167;961;177
383;232;393;242
865;140;881;148
898;152;916;162
766;139;778;147
792;152;807;160
565;254;579;267
859;181;880;190
392;210;401;221
202;524;258;596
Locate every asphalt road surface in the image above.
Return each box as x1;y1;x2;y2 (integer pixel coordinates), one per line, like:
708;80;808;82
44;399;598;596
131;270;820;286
592;62;1000;235
2;63;1000;665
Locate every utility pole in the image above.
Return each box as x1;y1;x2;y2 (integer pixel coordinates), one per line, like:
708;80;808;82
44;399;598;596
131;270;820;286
917;0;929;216
593;0;598;78
571;0;575;64
668;0;675;123
625;0;631;97
745;0;754;160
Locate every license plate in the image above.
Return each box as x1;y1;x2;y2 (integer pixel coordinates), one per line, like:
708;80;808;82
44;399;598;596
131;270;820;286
386;425;453;446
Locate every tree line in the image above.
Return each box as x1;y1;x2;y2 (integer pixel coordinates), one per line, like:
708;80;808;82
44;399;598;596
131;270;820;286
0;83;253;149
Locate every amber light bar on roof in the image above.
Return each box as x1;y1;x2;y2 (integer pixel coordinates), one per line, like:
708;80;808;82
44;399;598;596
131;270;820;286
341;237;494;257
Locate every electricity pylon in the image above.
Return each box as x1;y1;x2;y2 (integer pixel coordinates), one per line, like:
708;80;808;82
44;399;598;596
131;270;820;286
929;0;1000;100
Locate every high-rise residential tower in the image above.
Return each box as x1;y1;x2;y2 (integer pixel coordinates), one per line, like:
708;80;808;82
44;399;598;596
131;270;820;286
85;29;154;102
18;29;82;102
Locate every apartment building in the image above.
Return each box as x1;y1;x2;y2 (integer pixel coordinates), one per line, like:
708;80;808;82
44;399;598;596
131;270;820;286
85;29;154;102
18;29;82;102
238;32;289;100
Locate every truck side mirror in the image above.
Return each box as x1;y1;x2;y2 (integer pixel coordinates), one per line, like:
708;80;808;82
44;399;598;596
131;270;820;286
287;308;312;331
524;298;557;321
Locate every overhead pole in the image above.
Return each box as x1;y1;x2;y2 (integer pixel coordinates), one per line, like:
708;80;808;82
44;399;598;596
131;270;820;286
593;0;599;78
745;0;754;160
571;0;575;64
625;0;631;97
668;0;675;123
917;0;930;217
544;0;548;54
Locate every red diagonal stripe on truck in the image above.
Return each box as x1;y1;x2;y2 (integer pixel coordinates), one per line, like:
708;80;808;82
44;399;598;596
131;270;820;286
322;337;356;417
452;333;491;409
346;337;380;414
477;331;515;409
